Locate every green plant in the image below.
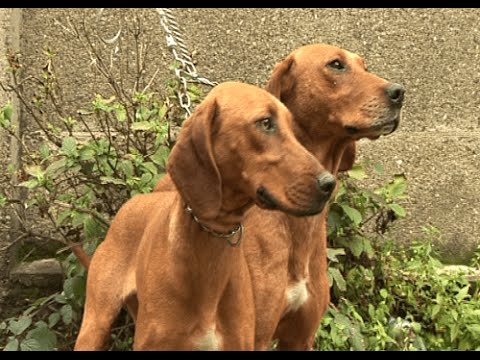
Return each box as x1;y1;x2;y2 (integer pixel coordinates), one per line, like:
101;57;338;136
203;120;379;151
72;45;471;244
315;165;480;351
0;12;204;350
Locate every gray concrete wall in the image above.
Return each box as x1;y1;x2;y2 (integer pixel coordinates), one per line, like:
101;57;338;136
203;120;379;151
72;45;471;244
0;8;22;299
2;8;480;263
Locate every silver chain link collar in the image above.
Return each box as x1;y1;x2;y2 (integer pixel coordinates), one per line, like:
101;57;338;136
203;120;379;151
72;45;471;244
185;205;243;247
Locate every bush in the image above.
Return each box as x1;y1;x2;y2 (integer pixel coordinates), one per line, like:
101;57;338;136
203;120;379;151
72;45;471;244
316;166;480;350
0;13;203;350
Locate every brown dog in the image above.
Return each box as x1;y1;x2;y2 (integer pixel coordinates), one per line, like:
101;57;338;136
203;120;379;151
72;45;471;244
74;82;336;350
152;44;405;350
243;44;405;350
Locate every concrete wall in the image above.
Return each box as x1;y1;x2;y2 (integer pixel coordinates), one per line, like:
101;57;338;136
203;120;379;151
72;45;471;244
2;8;480;263
0;8;22;299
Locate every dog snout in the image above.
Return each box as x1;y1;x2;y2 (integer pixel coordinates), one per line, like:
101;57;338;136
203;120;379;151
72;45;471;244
385;83;405;105
317;172;336;197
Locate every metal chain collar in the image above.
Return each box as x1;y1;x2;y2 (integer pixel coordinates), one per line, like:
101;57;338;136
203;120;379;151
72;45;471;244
156;8;217;118
185;205;243;247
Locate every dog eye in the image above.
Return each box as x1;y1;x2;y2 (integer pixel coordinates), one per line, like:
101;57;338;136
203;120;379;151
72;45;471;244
256;118;276;133
327;59;346;71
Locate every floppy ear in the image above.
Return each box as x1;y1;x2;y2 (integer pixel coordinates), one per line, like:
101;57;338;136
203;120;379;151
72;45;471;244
167;97;222;220
338;141;357;172
265;55;295;101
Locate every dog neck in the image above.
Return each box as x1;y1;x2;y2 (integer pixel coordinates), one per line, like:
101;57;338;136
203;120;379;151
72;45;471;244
185;205;244;247
282;118;352;280
292;121;351;176
185;190;253;243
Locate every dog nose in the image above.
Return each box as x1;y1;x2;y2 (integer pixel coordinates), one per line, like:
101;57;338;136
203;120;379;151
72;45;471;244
317;172;336;196
385;83;405;105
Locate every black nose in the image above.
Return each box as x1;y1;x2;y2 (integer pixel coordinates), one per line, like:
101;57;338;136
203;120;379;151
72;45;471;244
385;83;405;105
317;172;336;195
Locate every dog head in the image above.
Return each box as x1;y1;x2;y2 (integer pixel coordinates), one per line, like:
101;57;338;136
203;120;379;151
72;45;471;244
167;82;336;222
266;43;405;170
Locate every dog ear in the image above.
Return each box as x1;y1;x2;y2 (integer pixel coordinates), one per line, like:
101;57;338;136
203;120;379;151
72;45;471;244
265;55;295;101
167;97;222;220
338;141;357;172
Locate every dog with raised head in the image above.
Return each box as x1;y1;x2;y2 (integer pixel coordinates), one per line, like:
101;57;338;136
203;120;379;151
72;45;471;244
74;81;336;350
243;44;405;350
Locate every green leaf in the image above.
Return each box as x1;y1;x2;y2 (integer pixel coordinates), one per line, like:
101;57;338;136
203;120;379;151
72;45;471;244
333;312;352;329
100;176;126;186
20;338;42;351
350;325;365;351
26;326;56;350
60;304;73;325
347;164;367;180
4;338;19;351
158;102;168;120
61;137;78;158
142;161;158;175
327;248;346;263
388;203;406;218
455;285;470;302
8;316;32;335
71;212;88;228
3;102;13;120
19;179;39;189
465;324;480;336
54;293;67;304
431;304;441;319
327;208;342;236
45;158;67;176
451;309;458;321
349;236;364;258
0;194;7;208
139;172;153;188
79;146;96;161
63;278;74;300
25;165;44;178
388;174;407;198
56;210;71;226
34;321;48;329
340;204;362;226
114;105;126;122
71;276;86;300
84;216;103;240
329;267;346;292
459;338;472;350
131;121;155;131
119;160;134;178
48;313;60;328
450;323;460;342
39;144;50;160
362;238;375;258
151;146;170;168
379;289;388;299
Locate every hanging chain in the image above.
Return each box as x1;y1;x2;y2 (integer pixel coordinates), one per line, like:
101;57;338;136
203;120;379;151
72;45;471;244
156;8;217;118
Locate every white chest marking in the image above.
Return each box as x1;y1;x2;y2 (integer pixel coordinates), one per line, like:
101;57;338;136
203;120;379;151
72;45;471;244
286;279;309;312
196;329;221;351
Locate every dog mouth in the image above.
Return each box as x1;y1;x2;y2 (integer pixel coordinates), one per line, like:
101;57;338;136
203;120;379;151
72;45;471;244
256;187;327;217
345;111;401;140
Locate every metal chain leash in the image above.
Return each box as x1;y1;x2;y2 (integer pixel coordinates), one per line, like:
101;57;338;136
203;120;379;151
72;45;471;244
156;8;217;118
